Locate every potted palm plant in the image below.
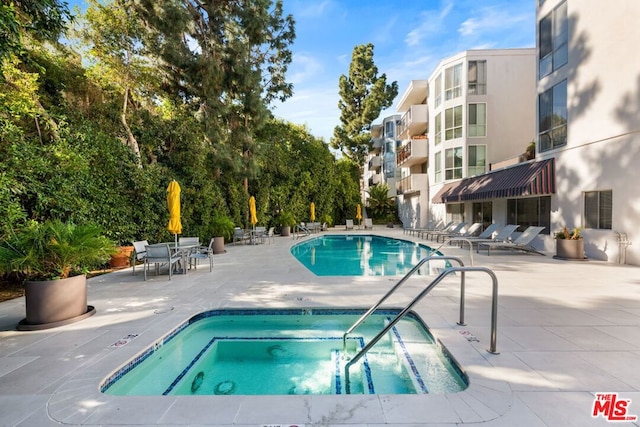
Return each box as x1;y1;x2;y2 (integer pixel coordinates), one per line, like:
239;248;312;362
0;219;117;330
554;226;585;260
277;211;296;237
209;215;235;254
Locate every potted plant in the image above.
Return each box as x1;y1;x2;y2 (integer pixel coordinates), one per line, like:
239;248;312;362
210;215;235;254
277;211;296;237
109;244;135;269
0;219;117;330
554;226;585;260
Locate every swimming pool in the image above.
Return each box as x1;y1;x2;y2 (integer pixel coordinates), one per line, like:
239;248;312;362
101;309;468;396
290;234;436;276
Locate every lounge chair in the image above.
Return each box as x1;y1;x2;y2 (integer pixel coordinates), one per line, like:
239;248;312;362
346;219;354;230
478;226;546;256
132;240;149;275
424;222;466;241
449;223;501;247
143;244;182;280
438;222;482;244
418;220;454;239
461;224;520;252
188;238;214;272
364;218;373;230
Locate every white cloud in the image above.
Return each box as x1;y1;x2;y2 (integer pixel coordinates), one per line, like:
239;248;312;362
405;0;454;47
272;86;340;141
459;5;533;38
287;53;324;85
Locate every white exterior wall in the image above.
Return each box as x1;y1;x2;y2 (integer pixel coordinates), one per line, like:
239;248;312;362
537;0;640;264
427;49;537;224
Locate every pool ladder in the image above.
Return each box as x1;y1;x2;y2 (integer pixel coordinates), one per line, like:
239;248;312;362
341;255;499;394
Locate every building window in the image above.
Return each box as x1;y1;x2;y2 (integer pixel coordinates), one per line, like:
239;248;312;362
434;74;442;108
445;105;463;140
468;60;486;95
446;203;464;223
539;80;567;151
434;151;442;183
468;103;486;137
472;202;493;231
384;120;395;138
445;147;463;180
539;1;568;78
444;63;463;100
507;196;551;234
468;145;486;176
584;190;612;229
435;112;442;145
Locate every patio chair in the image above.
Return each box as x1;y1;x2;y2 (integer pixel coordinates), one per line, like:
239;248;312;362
143;244;182;280
262;227;275;244
132;240;149;276
346;219;354;230
478;226;546;256
438;222;482;244
449;223;501;247
418;220;453;238
188;238;214;272
232;227;250;245
364;218;373;230
424;222;466;241
462;224;520;252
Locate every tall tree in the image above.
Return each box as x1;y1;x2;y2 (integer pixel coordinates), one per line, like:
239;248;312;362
78;0;151;166
133;0;295;178
331;43;398;165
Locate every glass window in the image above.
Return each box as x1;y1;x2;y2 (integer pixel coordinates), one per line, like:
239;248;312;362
539;1;568;78
384;120;395;138
468;145;487;176
446;203;464;223
472;202;493;231
506;196;551;234
434;74;442;108
468;103;487;137
468;61;487;95
435;112;442;145
445;105;463;140
584;190;612;229
538;80;567;152
444;63;463;100
445;147;463;180
434;151;442;183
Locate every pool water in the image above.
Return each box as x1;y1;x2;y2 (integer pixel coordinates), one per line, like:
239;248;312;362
290;235;436;276
101;309;468;396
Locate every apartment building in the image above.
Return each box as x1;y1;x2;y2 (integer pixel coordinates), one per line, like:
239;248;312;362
534;0;640;264
365;114;401;202
427;49;537;230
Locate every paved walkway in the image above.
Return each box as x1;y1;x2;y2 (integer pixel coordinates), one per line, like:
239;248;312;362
1;226;639;426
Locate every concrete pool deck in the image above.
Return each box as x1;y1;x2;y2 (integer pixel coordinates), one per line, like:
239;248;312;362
1;226;639;426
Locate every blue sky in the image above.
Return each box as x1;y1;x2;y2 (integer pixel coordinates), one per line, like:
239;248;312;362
69;0;536;141
272;0;535;141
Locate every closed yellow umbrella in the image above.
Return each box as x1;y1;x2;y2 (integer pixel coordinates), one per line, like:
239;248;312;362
249;196;258;226
356;204;362;221
167;180;182;246
310;202;315;221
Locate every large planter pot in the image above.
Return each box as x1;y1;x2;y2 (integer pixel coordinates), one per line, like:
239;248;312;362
555;239;586;260
109;245;134;268
17;275;96;331
212;236;226;254
281;226;291;237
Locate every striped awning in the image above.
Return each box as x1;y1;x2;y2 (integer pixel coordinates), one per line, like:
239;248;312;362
432;158;556;203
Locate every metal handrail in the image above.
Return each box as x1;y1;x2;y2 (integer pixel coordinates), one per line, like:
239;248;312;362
431;237;474;266
343;266;500;394
342;255;465;351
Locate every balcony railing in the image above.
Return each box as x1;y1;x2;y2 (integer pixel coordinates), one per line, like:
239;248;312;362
397;173;428;195
398;104;428;138
396;137;428;168
368;156;382;170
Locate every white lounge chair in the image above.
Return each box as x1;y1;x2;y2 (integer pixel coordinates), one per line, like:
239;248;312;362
424;222;466;242
346;219;354;230
463;224;520;252
363;218;373;230
449;223;501;247
479;226;546;256
439;222;482;243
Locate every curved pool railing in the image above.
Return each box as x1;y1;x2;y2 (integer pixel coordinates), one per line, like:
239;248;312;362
343;265;500;394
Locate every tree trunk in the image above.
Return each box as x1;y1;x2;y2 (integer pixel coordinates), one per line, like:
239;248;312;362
121;86;142;168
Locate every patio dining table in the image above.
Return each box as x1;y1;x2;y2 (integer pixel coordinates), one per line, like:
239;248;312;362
157;242;201;274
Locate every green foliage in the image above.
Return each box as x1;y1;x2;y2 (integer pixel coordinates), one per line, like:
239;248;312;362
331;43;398;165
366;184;396;220
209;215;235;241
0;219;117;281
555;226;582;240
276;211;297;227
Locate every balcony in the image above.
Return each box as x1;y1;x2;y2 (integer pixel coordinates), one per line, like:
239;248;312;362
368;155;382;171
396;137;428;168
397;173;428;195
398;104;428;139
368;173;382;187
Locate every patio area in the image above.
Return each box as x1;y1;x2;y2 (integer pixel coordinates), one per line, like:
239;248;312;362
1;226;639;426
